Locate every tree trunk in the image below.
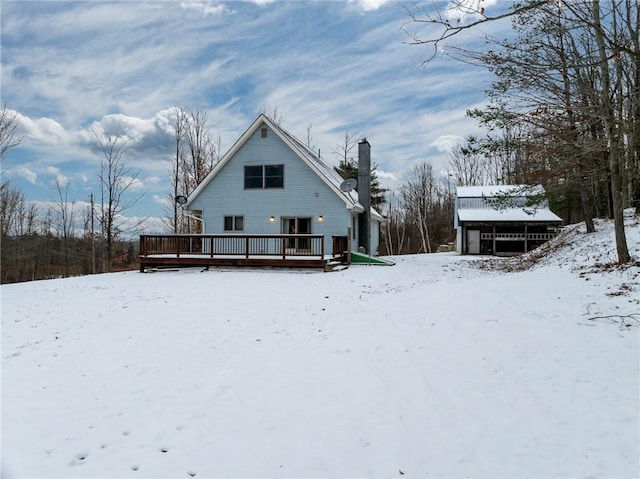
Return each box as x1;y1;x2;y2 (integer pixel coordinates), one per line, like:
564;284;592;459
592;0;630;263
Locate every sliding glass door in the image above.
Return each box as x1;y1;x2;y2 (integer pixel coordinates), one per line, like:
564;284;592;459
282;217;312;251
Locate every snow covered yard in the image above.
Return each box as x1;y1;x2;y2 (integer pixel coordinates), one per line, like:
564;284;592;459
2;216;639;478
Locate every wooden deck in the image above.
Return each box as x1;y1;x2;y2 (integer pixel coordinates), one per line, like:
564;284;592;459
139;234;337;271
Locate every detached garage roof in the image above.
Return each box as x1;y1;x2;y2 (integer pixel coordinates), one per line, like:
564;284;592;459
458;208;562;223
456;184;562;224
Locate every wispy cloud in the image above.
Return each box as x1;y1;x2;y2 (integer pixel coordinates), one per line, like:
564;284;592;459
180;1;231;17
431;134;464;152
17;167;38;185
351;0;393;12
1;0;494;224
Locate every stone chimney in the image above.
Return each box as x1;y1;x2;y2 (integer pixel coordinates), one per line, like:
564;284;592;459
358;138;371;255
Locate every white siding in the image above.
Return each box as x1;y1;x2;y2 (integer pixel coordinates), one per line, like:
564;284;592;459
188;124;351;255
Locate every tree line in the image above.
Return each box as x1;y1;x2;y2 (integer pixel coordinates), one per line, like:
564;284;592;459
4;0;639;283
0;106;141;283
402;0;639;264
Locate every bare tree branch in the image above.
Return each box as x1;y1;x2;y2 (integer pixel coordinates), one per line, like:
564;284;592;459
401;0;549;64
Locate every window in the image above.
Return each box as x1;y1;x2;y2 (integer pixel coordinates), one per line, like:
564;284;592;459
261;127;268;138
244;165;284;189
224;215;244;231
265;165;284;188
244;166;263;189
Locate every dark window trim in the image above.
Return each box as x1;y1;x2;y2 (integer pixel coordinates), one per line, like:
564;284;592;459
244;164;284;189
224;215;244;232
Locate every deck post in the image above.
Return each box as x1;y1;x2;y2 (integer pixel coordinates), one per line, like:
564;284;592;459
139;235;146;256
281;237;286;259
245;237;249;259
139;235;146;272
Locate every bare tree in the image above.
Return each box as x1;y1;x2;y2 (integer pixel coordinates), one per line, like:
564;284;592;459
333;130;359;167
589;0;630;263
54;177;76;277
0;104;21;167
0;181;39;283
381;191;406;255
170;107;188;233
260;105;287;126
304;122;317;151
333;131;388;209
94;131;143;272
184;110;218;191
446;139;487;186
401;162;438;253
165;108;220;234
402;0;548;64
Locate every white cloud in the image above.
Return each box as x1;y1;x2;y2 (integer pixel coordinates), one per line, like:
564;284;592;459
76;173;89;183
17;167;38;185
123;177;146;192
153;194;172;208
431;135;464;152
145;176;164;186
2;1;495;218
14;112;71;146
53;174;71;187
180;1;230;17
351;0;392;12
375;169;397;182
44;167;71;187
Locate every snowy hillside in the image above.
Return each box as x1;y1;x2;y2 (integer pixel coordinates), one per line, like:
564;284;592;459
2;213;639;478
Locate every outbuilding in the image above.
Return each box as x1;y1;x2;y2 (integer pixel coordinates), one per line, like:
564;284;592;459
455;185;562;255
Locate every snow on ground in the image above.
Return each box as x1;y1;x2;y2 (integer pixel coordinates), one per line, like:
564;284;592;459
2;214;639;478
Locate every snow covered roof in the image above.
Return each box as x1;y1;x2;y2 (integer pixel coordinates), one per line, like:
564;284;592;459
458;208;562;223
456;184;562;224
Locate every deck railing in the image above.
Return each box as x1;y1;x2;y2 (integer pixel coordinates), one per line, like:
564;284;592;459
139;234;326;259
480;232;557;241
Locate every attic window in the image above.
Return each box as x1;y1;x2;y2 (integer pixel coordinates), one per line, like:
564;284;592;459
244;164;284;189
261;127;268;138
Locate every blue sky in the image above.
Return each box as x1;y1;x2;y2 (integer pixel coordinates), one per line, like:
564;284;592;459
1;0;507;231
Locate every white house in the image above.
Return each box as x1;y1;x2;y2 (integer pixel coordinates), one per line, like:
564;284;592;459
455;185;562;255
184;114;383;257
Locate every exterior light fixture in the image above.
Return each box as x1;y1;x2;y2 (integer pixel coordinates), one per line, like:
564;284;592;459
318;215;324;222
269;216;275;222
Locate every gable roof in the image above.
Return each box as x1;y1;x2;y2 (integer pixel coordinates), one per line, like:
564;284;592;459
185;114;383;220
456;184;562;223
